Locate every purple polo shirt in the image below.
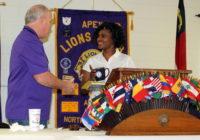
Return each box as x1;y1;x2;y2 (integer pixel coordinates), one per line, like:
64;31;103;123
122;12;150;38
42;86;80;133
6;26;52;121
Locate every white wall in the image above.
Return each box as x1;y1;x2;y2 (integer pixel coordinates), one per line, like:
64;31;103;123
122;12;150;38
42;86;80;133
0;0;200;128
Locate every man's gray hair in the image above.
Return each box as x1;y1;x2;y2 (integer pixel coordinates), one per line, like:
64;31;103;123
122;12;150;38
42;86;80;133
25;4;49;24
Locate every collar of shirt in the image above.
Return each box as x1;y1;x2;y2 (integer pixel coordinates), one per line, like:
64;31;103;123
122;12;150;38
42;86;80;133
100;49;120;63
23;26;39;39
112;49;120;58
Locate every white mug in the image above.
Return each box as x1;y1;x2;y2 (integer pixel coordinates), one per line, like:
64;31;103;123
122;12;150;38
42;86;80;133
29;109;41;129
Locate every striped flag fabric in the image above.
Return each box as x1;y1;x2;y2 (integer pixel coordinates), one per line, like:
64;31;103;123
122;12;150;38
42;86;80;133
143;74;162;96
182;78;200;101
91;93;111;114
104;85;116;109
112;84;126;106
92;94;107;114
159;74;171;96
81;106;98;130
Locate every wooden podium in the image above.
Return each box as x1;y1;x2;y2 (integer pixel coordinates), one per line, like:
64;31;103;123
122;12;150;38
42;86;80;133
101;68;200;135
106;68;192;86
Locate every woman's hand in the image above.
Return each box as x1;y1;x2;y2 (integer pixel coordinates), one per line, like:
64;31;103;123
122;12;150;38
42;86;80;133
89;65;96;81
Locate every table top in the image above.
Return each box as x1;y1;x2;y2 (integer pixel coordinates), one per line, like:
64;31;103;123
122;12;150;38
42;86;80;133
0;128;200;140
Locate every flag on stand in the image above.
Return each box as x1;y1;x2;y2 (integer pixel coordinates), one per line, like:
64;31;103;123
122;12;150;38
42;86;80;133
175;0;186;70
112;84;126;106
81;106;98;130
182;78;200;101
91;93;111;114
104;85;116;109
124;82;133;103
159;74;171;96
132;80;149;102
143;74;162;96
171;76;185;96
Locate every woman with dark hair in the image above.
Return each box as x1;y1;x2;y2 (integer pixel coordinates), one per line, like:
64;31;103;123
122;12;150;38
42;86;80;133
82;22;136;84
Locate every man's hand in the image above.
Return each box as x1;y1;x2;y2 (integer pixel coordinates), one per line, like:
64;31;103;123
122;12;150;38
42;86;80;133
62;78;76;95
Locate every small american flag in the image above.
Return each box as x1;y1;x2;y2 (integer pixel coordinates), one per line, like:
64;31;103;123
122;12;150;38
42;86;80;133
143;74;162;94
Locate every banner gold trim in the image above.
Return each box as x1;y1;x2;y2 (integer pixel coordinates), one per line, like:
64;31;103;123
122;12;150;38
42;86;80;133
126;11;134;55
54;8;58;128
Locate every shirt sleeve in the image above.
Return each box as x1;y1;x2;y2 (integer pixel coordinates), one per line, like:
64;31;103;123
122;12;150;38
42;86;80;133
82;58;94;72
127;56;136;68
20;43;49;75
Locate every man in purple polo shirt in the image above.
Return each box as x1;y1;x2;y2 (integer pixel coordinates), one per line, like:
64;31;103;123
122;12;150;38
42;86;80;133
6;4;75;127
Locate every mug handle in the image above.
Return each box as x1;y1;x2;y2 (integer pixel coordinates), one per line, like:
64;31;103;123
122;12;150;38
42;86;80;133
105;68;110;78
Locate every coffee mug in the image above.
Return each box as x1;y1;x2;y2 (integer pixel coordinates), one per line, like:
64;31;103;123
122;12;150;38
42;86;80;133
94;67;110;81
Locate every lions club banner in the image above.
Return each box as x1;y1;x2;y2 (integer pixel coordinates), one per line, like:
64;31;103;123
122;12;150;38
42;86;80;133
55;9;129;128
